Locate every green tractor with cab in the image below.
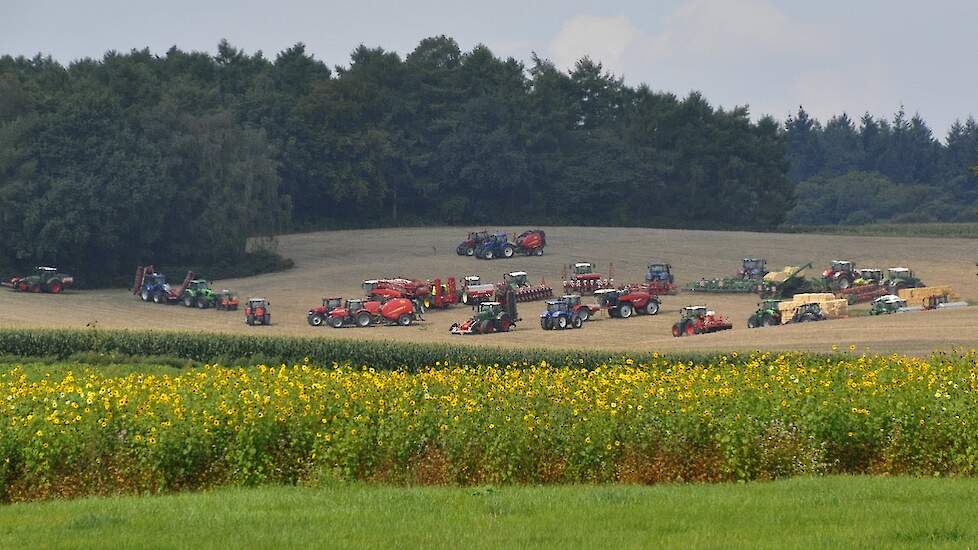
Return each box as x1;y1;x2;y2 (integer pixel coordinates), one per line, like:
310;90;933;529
747;299;782;328
182;279;218;308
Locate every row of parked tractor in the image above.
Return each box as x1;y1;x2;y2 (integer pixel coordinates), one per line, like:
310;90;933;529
131;266;272;325
456;230;547;259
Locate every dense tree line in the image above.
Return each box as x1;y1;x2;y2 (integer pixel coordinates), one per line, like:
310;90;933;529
0;37;791;284
784;108;978;224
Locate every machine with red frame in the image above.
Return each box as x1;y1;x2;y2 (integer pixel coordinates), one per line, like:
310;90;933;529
562;262;614;295
593;288;661;318
671;306;733;337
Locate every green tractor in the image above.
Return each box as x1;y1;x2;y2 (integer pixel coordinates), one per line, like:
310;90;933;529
3;266;74;294
883;267;924;292
747;299;782;328
182;279;218;308
870;294;909;315
788;303;827;323
450;289;519;335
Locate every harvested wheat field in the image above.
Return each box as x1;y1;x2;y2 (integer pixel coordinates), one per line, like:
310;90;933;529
2;226;977;357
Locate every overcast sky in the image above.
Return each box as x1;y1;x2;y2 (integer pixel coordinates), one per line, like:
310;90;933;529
3;0;976;136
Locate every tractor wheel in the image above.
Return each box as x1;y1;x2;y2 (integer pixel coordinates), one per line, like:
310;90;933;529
153;292;165;304
461;293;470;305
356;312;372;327
246;316;254;326
540;317;551;330
672;323;684;337
397;314;412;326
17;282;28;292
466;247;475;256
263;314;271;325
309;314;324;327
498;315;512;332
847;293;857;305
686;322;698;336
484;250;494;260
534;249;543;256
196;297;208;309
747;316;758;329
577;308;590;322
572;316;583;329
329;316;344;328
141;289;151;302
183;295;194;307
479;319;493;334
502;245;515;258
49;281;63;294
761;316;776;328
556;316;568;329
30;283;41;293
619;303;634;319
645;301;660;316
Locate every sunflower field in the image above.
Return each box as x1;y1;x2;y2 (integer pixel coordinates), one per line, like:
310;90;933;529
3;350;978;502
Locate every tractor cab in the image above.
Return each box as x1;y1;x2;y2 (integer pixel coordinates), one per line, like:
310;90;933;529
345;299;365;313
469;231;489;242
478;301;503;316
645;262;673;282
504;271;529;288
463;275;481;287
824;260;855;278
856;269;883;284
324;296;343;310
361;280;379;294
593;288;619;306
247;297;269;309
488;233;508;245
562;294;582;308
757;299;780;310
545;299;569;314
573;263;594;276
740;258;767;279
680;306;709;320
887;267;913;281
146;273;167;286
187;280;210;291
36;266;57;275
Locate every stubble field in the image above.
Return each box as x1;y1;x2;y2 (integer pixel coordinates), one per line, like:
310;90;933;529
2;226;976;357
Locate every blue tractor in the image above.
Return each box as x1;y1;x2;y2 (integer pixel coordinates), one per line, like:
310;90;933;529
645;261;674;284
474;233;515;260
539;299;584;330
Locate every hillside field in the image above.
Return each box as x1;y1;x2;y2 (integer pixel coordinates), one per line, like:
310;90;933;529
2;226;976;357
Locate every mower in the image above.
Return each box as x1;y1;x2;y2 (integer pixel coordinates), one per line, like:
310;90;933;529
244;298;271;325
457;231;491;256
593;288;660;319
671;306;733;337
539;299;584;330
450;290;519;335
4;266;74;293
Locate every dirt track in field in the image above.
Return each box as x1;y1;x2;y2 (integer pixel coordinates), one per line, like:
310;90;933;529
2;226;977;358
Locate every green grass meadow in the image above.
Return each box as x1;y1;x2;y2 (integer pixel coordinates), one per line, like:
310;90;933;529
2;476;976;549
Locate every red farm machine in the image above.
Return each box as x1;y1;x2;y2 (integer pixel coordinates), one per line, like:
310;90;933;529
308;296;421;328
593;288;661;319
671;306;733;337
835;268;887;304
500;271;553;302
363;278;433;308
474;230;547;259
456;231;491;256
562;262;614;295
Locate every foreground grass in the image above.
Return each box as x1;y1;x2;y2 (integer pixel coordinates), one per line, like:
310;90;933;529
1;477;976;549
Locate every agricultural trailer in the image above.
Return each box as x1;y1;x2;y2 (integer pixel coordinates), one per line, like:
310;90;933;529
244;298;271;326
539;299;585;330
562;262;615;295
456;231;491;256
593;288;660;319
671;306;733;337
4;266;74;294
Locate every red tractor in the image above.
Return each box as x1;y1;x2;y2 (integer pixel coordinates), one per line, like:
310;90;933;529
457;231;491;256
244;298;271;326
822;260;857;290
593;288;660;318
671;306;733;337
307;296;344;327
562;262;614;295
363;278;432;308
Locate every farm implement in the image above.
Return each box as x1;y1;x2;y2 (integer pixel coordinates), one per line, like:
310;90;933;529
671;306;733;337
539;299;585;330
3;266;74;293
450;290;518;335
760;263;829;299
132;265;193;304
244;298;271;325
456;231;491;256
457;275;497;305
363;278;432;308
562;262;614;295
684;258;767;294
501;271;553;302
593;288;660;319
474;230;546;259
311;296;421;328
